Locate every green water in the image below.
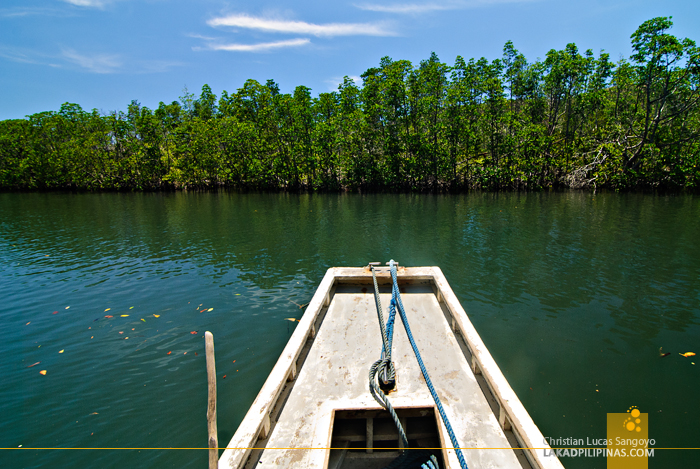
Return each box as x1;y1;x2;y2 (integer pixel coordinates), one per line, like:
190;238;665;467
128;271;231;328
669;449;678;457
1;191;698;468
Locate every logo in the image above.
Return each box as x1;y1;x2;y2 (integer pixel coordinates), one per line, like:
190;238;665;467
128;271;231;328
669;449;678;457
606;406;652;468
623;406;643;433
541;406;655;465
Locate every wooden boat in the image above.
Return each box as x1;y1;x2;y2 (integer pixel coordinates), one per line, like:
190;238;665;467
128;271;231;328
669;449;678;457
219;264;564;469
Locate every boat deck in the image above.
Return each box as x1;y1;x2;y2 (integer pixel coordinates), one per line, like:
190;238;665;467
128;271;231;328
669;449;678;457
220;267;563;469
260;284;520;468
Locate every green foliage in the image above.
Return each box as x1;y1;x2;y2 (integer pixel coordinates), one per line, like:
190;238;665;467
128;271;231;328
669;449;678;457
1;17;698;192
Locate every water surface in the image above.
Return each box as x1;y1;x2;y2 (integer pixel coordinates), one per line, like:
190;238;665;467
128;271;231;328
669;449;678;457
1;191;698;468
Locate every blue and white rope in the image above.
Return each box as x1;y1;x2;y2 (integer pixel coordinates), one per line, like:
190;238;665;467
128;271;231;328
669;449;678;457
387;260;468;469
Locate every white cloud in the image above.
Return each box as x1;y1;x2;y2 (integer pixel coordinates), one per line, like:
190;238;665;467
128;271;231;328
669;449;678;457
355;2;455;13
207;13;395;37
188;33;219;42
0;7;74;18
62;49;122;73
355;0;535;14
0;44;180;73
325;75;362;91
197;38;311;53
0;45;43;64
61;0;108;7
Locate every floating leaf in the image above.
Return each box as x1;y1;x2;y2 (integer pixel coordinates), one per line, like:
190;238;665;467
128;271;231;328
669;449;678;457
27;362;40;368
141;318;146;322
39;370;47;375
208;308;213;312
284;318;298;322
121;315;129;317
680;352;696;357
153;314;160;318
104;308;111;312
59;350;64;354
104;315;113;318
167;351;172;355
190;331;198;335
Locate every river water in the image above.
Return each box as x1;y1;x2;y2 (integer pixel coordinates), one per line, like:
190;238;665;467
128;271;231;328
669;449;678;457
1;191;698;468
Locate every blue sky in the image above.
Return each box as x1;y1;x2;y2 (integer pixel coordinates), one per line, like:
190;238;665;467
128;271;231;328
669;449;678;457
1;0;698;120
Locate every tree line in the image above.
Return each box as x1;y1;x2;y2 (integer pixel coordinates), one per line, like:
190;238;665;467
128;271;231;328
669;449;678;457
1;17;699;192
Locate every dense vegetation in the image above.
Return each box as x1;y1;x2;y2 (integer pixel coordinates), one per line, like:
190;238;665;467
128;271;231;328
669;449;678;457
1;17;699;192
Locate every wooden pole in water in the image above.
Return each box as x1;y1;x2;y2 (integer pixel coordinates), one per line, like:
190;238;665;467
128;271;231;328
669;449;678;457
205;331;218;469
